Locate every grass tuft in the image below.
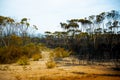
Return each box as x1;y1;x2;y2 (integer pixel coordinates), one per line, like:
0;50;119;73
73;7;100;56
46;61;56;69
32;53;42;61
17;56;30;65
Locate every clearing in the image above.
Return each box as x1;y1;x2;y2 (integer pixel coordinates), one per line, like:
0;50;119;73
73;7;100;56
0;51;120;80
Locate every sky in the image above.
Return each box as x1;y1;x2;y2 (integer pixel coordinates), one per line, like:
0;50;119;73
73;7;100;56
0;0;120;34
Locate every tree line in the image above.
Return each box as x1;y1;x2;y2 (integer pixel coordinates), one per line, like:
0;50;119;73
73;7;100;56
0;10;120;65
43;10;120;64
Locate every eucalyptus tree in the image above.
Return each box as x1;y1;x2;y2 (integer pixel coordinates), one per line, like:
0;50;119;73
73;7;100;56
0;16;16;47
45;31;52;36
78;18;92;54
60;22;68;30
0;17;15;37
60;19;79;39
112;20;120;33
95;12;105;34
53;31;66;47
60;20;79;52
44;31;54;47
106;21;113;33
99;12;106;33
88;15;96;33
78;18;92;33
0;16;6;36
60;31;69;49
0;16;6;47
53;31;62;39
106;10;120;34
18;18;30;45
107;10;120;21
20;18;30;37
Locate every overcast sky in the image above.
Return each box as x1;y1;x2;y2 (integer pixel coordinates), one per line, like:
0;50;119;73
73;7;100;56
0;0;120;33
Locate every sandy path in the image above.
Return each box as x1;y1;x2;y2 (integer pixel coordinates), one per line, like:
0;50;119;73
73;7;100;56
0;51;120;80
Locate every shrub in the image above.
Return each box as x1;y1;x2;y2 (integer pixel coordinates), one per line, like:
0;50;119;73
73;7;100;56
38;43;48;51
49;52;54;59
32;53;42;61
46;61;56;69
17;56;30;65
61;50;71;58
0;42;41;64
23;43;41;58
0;46;23;64
53;47;71;58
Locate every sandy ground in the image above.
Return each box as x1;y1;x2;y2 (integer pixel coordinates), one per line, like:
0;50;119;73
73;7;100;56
0;51;120;80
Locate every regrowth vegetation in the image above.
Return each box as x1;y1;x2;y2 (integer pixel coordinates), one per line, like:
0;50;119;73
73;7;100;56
44;10;120;67
0;16;40;64
0;10;120;69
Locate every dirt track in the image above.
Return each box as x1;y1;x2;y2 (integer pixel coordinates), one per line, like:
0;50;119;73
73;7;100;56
0;51;120;80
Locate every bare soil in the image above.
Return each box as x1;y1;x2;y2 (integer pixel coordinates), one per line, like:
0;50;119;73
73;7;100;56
0;51;120;80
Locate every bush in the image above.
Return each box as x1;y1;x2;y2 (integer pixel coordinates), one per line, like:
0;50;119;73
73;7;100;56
32;53;42;61
38;43;48;51
46;61;56;69
0;46;23;64
0;42;41;64
17;56;30;65
23;43;41;58
53;47;71;58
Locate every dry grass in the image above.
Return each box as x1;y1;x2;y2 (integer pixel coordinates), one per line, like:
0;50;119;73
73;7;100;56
0;51;120;80
52;47;71;58
46;61;56;69
32;53;42;61
17;56;30;65
0;63;120;80
0;65;10;71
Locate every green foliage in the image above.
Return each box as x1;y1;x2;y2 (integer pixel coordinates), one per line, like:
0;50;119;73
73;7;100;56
17;56;30;65
46;61;56;69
